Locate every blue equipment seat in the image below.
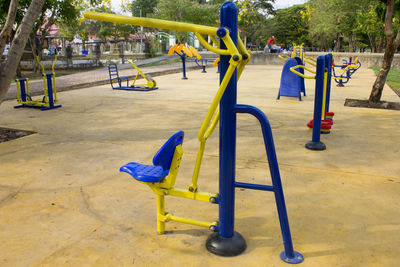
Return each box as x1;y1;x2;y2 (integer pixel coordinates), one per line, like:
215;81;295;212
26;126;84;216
108;63;129;88
120;131;184;183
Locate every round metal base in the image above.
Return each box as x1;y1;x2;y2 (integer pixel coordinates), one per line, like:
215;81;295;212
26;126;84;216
305;141;326;151
206;231;247;257
280;251;304;264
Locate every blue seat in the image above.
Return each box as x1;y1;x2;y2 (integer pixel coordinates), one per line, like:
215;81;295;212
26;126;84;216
108;63;129;89
120;131;184;183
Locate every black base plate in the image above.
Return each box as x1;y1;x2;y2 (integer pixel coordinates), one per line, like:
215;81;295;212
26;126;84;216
305;141;326;151
206;231;247;257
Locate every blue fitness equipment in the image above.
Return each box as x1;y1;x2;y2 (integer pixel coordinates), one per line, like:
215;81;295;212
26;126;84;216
307;54;333;150
85;2;303;263
289;53;334;150
107;62;158;91
277;57;306;100
332;57;361;87
168;44;194;79
14;54;61;111
195;58;209;73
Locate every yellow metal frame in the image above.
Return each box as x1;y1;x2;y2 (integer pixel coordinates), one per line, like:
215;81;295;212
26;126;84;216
84;11;251;233
289;64;316;79
278;54;289;61
128;60;157;88
304;57;317;67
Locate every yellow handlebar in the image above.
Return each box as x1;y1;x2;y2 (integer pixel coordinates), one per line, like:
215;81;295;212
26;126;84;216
289;65;316;79
279;55;289;61
304;57;316;67
36;56;45;75
52;54;57;74
84;12;217;35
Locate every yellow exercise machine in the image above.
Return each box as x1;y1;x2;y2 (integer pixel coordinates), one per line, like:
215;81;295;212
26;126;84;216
128;60;157;89
107;60;158;91
14;54;61;110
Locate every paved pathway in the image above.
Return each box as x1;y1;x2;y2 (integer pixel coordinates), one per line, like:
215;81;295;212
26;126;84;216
5;55;203;100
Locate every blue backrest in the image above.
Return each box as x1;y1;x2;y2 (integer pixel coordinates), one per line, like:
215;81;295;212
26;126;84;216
279;57;304;99
153;131;184;171
108;63;119;79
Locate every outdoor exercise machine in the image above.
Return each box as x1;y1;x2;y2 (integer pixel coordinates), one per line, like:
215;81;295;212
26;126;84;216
189;46;209;73
107;61;158;91
168;44;197;79
277;44;317;100
290;53;334;150
14;53;61;110
332;57;361;87
277;56;307;100
84;2;303;263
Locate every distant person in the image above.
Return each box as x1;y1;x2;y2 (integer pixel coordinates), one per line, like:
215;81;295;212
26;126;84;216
267;36;275;53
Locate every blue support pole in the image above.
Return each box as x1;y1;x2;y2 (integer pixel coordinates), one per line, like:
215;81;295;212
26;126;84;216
19;79;27;102
234;104;303;264
181;54;188;79
205;1;246;257
46;73;55;109
41;73;61;110
306;56;326;151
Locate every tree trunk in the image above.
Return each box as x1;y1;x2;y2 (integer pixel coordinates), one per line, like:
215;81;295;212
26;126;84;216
29;33;39;73
336;34;341;52
377;35;384;53
369;0;400;103
368;34;376;53
0;0;46;104
0;0;19;56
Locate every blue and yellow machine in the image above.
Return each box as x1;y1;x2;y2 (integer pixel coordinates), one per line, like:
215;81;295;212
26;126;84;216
168;43;198;79
107;61;158;91
290;53;335;150
84;2;303;263
277;44;316;100
14;54;61;110
332;57;361;87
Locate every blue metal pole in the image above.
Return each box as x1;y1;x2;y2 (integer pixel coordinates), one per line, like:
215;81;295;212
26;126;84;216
306;56;326;151
205;1;246;256
181;54;188;79
20;79;27;102
235;104;303;264
46;73;55;109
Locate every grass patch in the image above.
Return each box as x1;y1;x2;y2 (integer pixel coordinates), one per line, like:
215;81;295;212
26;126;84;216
140;57;181;67
370;65;400;96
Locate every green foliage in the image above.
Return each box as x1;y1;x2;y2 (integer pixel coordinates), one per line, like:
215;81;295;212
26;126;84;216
268;4;309;47
308;0;378;51
235;0;275;46
153;0;219;26
150;0;219;43
59;1;136;42
130;0;159;17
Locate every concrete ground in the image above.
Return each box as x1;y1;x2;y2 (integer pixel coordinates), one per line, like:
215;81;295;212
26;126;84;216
0;64;399;267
